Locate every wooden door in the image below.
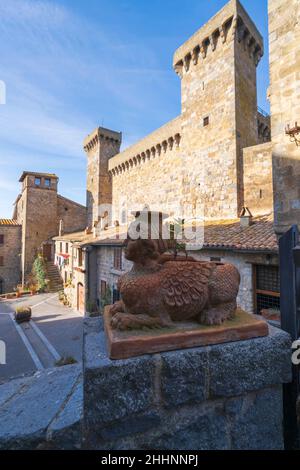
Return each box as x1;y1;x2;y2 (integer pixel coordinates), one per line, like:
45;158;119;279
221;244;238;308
77;283;85;314
43;244;52;261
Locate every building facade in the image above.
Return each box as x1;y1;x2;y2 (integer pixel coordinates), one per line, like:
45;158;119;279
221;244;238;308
56;0;287;318
14;171;87;286
268;0;300;235
0;220;22;294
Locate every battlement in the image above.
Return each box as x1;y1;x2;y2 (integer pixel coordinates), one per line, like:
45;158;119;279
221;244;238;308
173;0;263;77
108;117;182;175
83;126;122;153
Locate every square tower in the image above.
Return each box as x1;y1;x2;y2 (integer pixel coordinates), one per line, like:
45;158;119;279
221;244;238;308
173;0;263;219
17;172;59;284
84;127;122;228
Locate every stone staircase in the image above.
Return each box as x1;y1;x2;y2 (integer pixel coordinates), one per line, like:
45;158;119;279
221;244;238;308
46;262;63;293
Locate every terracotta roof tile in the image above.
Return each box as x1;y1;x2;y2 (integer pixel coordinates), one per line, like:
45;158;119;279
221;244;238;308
202;213;278;253
0;219;21;226
54;214;278;254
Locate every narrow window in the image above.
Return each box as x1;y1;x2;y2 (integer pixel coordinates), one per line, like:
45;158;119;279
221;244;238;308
0;256;4;266
35;177;41;186
78;249;83;267
113;247;122;271
45;178;51;187
66;243;69;254
101;280;107;296
0;235;4;245
203;116;209;127
60;242;63;253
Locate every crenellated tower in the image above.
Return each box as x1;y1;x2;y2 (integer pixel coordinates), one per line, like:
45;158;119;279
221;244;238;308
173;0;263;219
84;127;122;228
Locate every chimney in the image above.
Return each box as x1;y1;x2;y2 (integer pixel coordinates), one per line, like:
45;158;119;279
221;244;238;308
59;219;64;236
240;207;253;228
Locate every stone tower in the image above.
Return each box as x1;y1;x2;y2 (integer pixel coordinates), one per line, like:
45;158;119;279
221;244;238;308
84;127;122;228
268;0;300;235
16;172;59;284
173;0;263;218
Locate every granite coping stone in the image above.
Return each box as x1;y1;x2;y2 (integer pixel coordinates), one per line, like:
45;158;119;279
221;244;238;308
0;364;83;450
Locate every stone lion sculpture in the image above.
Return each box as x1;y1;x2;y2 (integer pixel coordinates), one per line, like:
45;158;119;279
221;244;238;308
110;236;240;331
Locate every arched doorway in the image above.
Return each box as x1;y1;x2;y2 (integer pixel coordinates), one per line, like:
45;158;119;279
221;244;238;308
0;278;3;295
77;283;85;314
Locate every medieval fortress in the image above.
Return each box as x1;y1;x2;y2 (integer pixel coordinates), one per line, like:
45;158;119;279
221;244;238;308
0;0;299;319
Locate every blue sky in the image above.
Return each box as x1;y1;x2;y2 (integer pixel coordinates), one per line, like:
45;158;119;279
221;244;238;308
0;0;269;218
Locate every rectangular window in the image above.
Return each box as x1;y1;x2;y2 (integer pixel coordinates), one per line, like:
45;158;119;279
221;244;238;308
113;247;122;271
101;280;107;296
45;178;51;187
0;256;4;266
35;177;41;186
0;235;4;245
254;265;280;315
113;287;121;303
65;243;69;254
203;116;209;127
78;248;83;267
60;242;63;253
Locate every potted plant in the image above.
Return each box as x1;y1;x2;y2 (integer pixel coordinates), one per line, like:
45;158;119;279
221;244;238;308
14;306;32;324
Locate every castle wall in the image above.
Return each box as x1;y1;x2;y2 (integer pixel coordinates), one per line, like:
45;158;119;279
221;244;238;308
108;0;263;223
269;0;300;234
0;225;22;293
243;141;273;216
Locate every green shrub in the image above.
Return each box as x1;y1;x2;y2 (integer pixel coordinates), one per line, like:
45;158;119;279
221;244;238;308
100;285;112;311
32;256;47;292
14;307;32;323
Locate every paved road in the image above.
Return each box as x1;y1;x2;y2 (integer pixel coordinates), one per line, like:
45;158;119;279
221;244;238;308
0;293;83;383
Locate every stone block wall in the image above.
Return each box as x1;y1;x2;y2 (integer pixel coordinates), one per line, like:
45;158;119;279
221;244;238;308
57;196;86;234
83;317;291;450
107;0;264;223
0;225;21;293
269;0;300;234
243;141;273;216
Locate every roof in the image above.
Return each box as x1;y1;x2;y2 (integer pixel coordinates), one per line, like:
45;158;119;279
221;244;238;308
201;213;278;253
19;171;58;182
0;219;21;226
53;214;278;254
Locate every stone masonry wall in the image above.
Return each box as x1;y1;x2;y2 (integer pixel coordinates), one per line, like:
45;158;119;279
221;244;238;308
269;0;300;234
57;196;86;234
243;141;273;216
84;128;121;228
0;225;21;293
83;317;291;450
108;0;263;223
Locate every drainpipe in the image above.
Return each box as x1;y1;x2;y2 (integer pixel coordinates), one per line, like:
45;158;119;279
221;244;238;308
83;246;91;315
